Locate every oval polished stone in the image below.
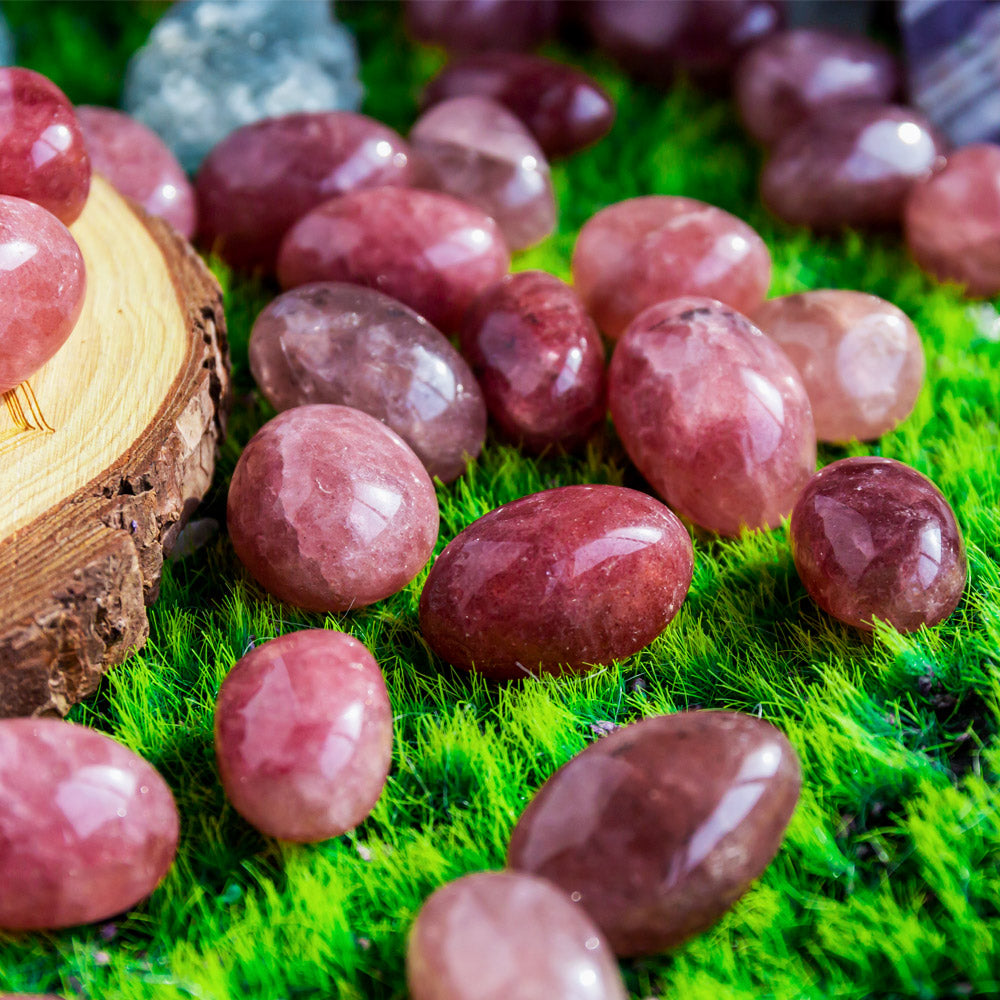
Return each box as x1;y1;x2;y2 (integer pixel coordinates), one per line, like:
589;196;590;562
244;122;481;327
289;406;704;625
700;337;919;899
507;711;801;956
405;0;560;53
407;871;628;1000
459;271;606;452
0;718;179;931
215;629;392;842
419;484;693;679
572;196;771;339
277;187;510;332
249;282;486;482
197;111;414;271
753;291;924;443
790;457;966;632
761;102;946;230
227;404;439;612
609;297;816;536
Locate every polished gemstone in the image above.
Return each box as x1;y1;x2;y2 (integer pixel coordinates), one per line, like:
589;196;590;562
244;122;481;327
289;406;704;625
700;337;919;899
0;718;179;931
227;404;439;612
790;456;966;632
459;271;606;451
407;871;627;1000
405;0;560;53
609;296;816;536
410;96;555;251
0;195;86;393
572;196;771;339
507;711;801;956
419;485;693;678
215;629;392;842
277;187;510;332
249;282;486;482
197;111;414;271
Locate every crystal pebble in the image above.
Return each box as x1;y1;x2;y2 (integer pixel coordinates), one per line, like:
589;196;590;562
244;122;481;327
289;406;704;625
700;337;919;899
407;870;628;1000
790;457;966;632
459;271;606;452
572;195;771;339
0;718;179;931
419;484;693;678
249;282;486;482
405;0;560;53
507;711;801;956
215;629;392;842
227;404;439;612
0;195;86;393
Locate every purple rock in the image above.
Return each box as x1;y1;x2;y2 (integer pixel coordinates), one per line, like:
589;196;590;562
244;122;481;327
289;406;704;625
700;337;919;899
405;0;560;53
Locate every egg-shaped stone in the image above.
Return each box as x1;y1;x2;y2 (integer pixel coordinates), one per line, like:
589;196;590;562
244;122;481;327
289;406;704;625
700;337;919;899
405;0;560;53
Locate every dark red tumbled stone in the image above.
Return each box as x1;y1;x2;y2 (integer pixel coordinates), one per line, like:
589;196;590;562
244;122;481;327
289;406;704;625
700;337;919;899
507;710;801;956
405;0;560;53
419;484;693;679
790;456;966;632
459;270;606;452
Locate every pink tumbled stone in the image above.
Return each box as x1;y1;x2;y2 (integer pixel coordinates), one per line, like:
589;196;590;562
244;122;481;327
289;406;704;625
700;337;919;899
75;105;196;239
215;629;393;842
277;187;510;332
227;405;439;612
407;870;627;1000
0;718;179;931
0;195;86;393
572;196;771;339
0;68;90;225
405;0;560;53
790;457;966;632
753;290;924;443
197;112;414;271
609;296;816;536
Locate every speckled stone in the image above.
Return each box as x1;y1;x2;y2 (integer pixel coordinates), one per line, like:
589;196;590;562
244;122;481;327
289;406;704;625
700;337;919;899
405;0;560;53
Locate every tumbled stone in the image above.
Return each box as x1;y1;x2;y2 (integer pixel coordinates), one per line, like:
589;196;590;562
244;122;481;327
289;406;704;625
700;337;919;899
75;105;196;239
227;404;439;612
215;629;392;842
459;271;605;451
753;290;924;442
0;195;86;393
508;710;800;956
407;870;628;1000
410;97;555;252
405;0;560;53
761;102;946;229
197;111;414;271
790;456;966;632
423;53;615;158
0;718;179;931
735;29;899;146
277;187;510;332
419;484;693;678
249;282;486;482
609;296;816;536
0;68;90;225
572;196;771;339
123;0;362;172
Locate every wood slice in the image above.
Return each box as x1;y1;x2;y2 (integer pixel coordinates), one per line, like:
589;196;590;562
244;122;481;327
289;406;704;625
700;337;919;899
0;176;230;718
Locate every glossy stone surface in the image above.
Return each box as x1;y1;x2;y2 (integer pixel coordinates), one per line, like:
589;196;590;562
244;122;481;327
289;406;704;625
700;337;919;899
0;68;90;225
410;96;555;251
459;271;605;451
572;196;771;339
407;871;627;1000
761;102;946;230
227;405;439;612
277;187;510;333
0;718;179;930
419;485;693;678
0;195;86;393
405;0;560;53
735;29;899;146
790;457;966;632
215;629;392;842
76;105;196;239
249;282;486;482
197;111;413;271
753;291;924;443
609;297;816;536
